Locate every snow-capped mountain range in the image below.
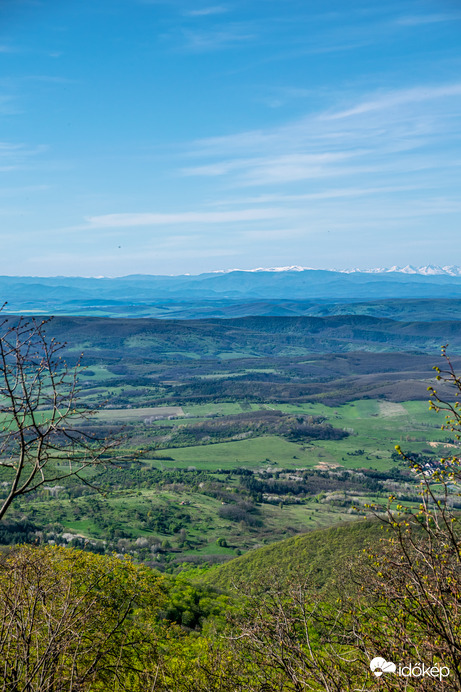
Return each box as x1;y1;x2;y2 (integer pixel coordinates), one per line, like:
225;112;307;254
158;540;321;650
212;265;461;276
343;265;461;276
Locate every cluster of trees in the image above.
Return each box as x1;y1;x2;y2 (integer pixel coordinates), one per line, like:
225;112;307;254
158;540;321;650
239;467;394;500
146;410;348;448
156;377;327;405
218;501;262;526
0;519;39;545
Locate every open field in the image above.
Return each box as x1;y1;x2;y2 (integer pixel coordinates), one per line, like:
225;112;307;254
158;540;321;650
92;398;449;473
151;435;318;470
94;406;185;421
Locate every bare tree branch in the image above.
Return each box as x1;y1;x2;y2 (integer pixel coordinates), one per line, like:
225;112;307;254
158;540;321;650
0;315;127;520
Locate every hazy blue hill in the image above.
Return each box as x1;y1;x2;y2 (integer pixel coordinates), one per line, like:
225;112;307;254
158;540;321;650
315;298;461;322
3;270;461;318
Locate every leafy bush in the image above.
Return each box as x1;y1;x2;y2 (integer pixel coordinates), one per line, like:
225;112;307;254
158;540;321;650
0;546;165;690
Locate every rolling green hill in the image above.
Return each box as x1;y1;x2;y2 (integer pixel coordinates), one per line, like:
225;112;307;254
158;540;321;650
12;314;461;360
204;518;385;590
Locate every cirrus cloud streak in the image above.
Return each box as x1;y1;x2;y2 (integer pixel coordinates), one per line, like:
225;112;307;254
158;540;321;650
84;207;296;228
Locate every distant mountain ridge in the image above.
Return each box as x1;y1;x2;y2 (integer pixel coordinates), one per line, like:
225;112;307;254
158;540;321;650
1;268;461;319
212;265;461;276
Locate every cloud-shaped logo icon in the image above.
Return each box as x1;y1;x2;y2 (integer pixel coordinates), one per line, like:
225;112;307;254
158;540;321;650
370;657;396;677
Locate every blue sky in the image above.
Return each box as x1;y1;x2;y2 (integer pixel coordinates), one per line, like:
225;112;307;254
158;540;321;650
1;0;461;276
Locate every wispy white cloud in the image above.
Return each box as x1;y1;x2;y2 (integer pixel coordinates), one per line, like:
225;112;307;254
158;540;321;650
23;75;76;84
324;83;461;120
187;114;432;160
0;141;48;170
185;6;229;17
234;159;372;187
181;160;246;176
302;39;374;56
179;80;461;192
255;86;315;109
238;227;306;240
176;26;256;51
0;143;24;153
84;207;296;228
0;184;50;197
0;95;22;117
396;13;461;26
208;185;425;207
181;152;357;178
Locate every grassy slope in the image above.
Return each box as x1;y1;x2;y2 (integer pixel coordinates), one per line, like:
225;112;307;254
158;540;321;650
204;518;385;590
